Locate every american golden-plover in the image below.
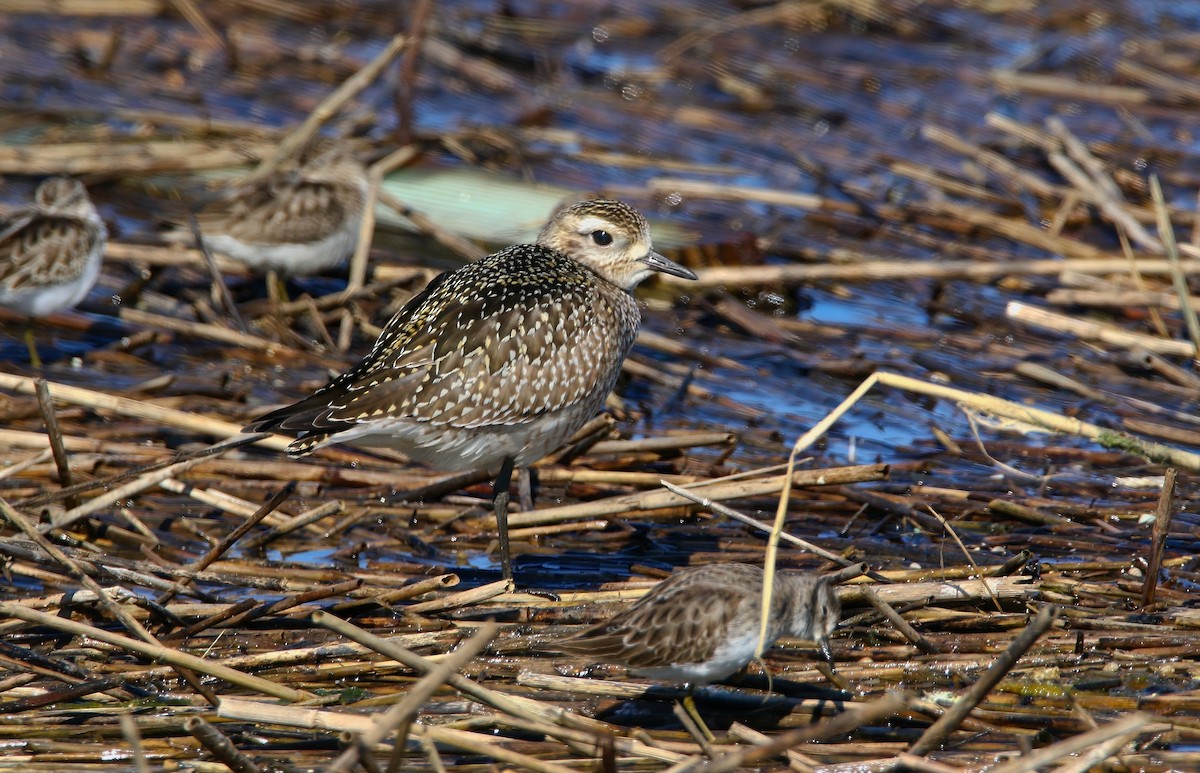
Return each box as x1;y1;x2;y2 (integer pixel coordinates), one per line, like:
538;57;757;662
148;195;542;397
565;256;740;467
245;198;697;578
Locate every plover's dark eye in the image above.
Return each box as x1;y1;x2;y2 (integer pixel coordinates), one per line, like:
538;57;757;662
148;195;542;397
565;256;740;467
590;230;613;246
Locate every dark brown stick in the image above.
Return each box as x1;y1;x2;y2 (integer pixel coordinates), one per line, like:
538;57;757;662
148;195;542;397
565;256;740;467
34;379;78;510
188;212;249;334
1142;468;1177;607
156;482;296;605
863;587;941;654
186;717;264;773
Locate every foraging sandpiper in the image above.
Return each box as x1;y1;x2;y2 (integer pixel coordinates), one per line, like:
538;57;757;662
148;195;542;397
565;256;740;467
186;144;368;275
245;198;697;578
0;177;107;318
552;563;840;734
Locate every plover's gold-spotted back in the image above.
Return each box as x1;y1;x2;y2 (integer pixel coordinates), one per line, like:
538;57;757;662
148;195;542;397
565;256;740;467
246;199;697;578
0;177;107;318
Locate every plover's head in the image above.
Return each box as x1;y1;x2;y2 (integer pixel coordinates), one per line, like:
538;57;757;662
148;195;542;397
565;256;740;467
537;199;696;289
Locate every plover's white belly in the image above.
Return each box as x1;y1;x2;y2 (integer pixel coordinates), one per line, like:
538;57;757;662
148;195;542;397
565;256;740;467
318;389;606;472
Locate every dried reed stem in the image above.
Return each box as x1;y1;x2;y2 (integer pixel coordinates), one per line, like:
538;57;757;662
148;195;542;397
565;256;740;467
501;463;888;529
119;714;151;773
0;373;290;452
694;692;910;773
34;379;77;510
156;483;295;605
660;480;873;572
252;34;408;180
862;588;940;655
1008;300;1194;356
221;698;582;773
346;144;419;294
47;435;265;532
1150;175;1200;355
988;712;1153;773
403;579;512;615
311;611;611;733
325;622;497;773
663;257;1200;288
0;602;313;702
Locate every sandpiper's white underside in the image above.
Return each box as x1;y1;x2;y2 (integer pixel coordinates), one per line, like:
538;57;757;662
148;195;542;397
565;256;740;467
631;629;762;685
206;217;361;275
0;243;103;317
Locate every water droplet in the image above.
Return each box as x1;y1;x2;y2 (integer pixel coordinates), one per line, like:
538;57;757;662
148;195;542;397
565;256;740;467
592;25;609;43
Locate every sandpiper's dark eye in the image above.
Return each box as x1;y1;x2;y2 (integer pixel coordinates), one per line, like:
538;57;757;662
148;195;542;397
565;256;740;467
590;230;613;246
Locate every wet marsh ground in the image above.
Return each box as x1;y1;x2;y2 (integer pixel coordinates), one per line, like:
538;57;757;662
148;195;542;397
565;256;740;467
2;0;1200;770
